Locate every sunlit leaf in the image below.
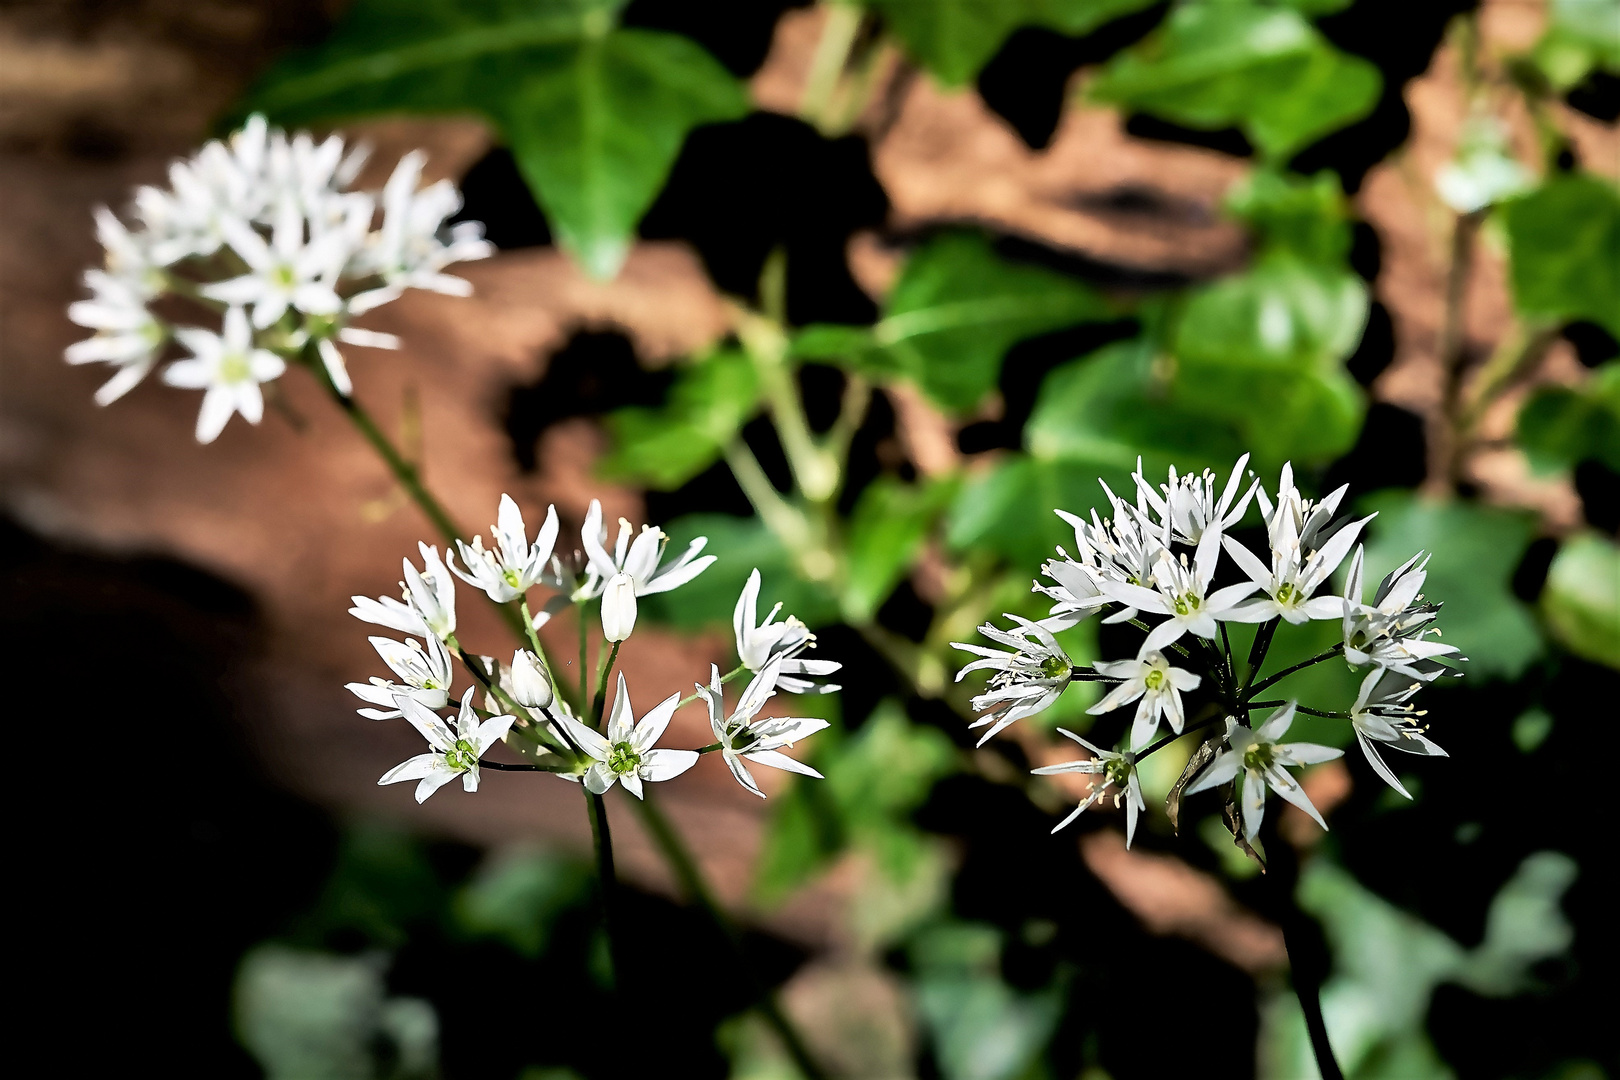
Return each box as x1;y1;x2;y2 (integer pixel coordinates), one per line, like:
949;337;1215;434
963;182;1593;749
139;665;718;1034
1531;0;1620;89
451;848;593;958
637;513;840;630
1087;4;1381;159
599;349;761;489
1224;167;1354;265
234;0;746;278
1359;493;1542;679
866;0;1160;85
793;232;1112;413
842;475;959;624
1502;173;1620;338
1541;533;1620;669
1515;363;1620;473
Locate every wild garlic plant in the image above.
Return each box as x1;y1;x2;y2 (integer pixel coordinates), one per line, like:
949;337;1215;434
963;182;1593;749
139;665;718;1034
349;494;838;810
66;113;491;441
956;455;1464;852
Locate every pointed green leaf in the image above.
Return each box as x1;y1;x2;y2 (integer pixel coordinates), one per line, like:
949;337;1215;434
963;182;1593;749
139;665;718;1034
842;475;959;623
1515;363;1620;473
234;0;745;278
795;232;1111;413
1087;4;1381;159
598;348;761;489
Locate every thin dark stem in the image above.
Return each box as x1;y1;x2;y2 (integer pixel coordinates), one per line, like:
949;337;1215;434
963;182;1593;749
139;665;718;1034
1219;623;1236;697
478;760;544;772
1247;644;1345;699
585;790;621;992
1241;619;1279;701
634;795;830;1080
1261;816;1345;1080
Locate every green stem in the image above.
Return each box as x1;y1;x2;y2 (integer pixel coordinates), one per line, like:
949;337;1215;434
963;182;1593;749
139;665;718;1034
592;641;622;726
310;353;530;642
578;602;591;716
672;664;750;712
1247;644;1345;699
1133;713;1225;763
585;789;622;993
1240;619;1280;702
634;795;830;1080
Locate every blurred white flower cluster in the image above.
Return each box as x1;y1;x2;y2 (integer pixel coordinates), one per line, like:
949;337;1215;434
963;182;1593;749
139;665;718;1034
350;496;839;803
66;115;492;442
956;456;1463;849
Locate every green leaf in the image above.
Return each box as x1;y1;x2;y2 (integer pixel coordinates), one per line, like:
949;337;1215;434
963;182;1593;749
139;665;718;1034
598;349;761;489
1531;0;1620;89
1502;173;1620;338
1359;493;1543;679
234;0;746;279
451;849;593;958
1224;167;1354;265
1515;363;1620;473
1024;337;1247;468
842;475;959;623
1541;533;1620;668
503;31;749;277
1172;255;1368;467
1087;4;1381;159
793;232;1111;414
866;0;1161;85
636;513;839;630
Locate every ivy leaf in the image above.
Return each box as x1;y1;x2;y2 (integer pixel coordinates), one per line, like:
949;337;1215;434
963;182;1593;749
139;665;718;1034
1087;4;1381;159
1502;174;1620;338
234;0;747;279
1515;362;1620;473
635;513;839;630
1541;533;1620;669
866;0;1160;86
793;232;1111;414
842;476;959;624
598;349;760;489
1172;255;1368;467
1359;493;1542;680
1224;167;1354;265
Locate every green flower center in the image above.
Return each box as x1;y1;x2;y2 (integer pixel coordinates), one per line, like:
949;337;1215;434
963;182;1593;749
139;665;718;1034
219;350;252;384
273;263;298;288
1103;757;1132;788
444;738;477;772
607;741;642;775
503;568;522;587
1172;594;1199;616
1144;668;1165;691
1242;742;1275;773
1039;655;1071;680
1276;582;1296;604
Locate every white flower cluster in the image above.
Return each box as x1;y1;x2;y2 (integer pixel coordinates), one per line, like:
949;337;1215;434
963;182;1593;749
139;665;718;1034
66;115;492;442
956;456;1463;847
349;496;839;803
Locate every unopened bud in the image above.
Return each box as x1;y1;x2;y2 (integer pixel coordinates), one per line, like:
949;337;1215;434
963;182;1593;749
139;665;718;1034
602;572;638;643
510;649;554;710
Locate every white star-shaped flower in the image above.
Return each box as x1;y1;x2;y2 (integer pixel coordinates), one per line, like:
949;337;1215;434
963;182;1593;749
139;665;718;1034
556;674;698;798
1131;454;1259;545
203;199;351;330
161;306;286;443
953;614;1073;745
580;500;716;598
349;150;493;313
1186;704;1343;842
1088;648;1202;750
450;495;560;603
1031;729;1146;844
700;660;829;798
1221;501;1374;625
1340;546;1463;679
379;689;515;803
346;634;453;719
1350;667;1447;798
1098;524;1259;653
66;270;168;405
733;569;841;693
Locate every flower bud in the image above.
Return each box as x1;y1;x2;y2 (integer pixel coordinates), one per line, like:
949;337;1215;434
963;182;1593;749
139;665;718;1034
510;649;553;710
601;572;638;643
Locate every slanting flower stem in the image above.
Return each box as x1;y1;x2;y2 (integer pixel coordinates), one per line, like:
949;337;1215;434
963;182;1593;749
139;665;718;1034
673;665;748;712
634;793;830;1080
1247;643;1346;699
1240;618;1280;701
308;347;531;643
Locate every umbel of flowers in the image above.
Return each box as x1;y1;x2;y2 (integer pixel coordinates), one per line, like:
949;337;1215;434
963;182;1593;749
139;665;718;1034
66;114;492;441
956;456;1462;849
350;496;840;803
